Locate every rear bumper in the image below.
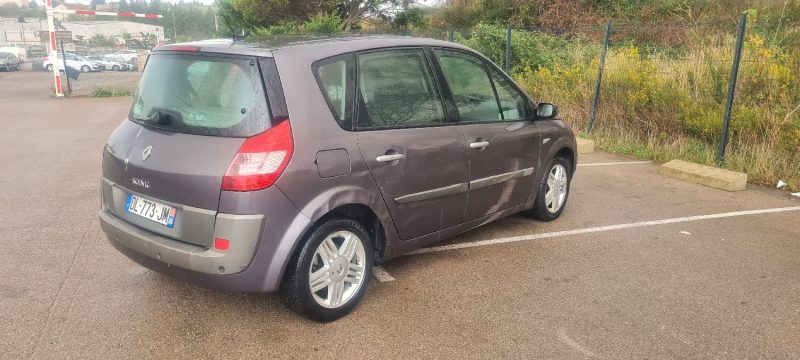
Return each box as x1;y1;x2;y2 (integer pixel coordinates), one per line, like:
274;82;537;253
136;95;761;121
99;208;263;276
98;180;311;293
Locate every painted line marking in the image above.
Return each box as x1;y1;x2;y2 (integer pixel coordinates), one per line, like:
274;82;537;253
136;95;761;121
373;265;395;282
578;161;652;167
406;206;800;255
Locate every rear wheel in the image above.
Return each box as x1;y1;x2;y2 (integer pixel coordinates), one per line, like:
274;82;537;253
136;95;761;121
80;65;90;73
527;156;572;221
112;65;120;71
45;64;53;72
280;218;373;322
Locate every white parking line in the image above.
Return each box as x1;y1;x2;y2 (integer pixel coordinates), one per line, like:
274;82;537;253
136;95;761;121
373;265;395;282
578;161;652;167
406;206;800;255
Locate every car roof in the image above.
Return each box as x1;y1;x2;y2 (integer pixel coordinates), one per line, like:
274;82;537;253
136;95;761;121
153;35;470;58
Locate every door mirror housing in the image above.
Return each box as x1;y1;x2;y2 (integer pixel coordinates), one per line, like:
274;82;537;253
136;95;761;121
536;103;558;120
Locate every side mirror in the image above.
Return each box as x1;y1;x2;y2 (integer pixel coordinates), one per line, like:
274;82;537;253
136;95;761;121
536;103;558;120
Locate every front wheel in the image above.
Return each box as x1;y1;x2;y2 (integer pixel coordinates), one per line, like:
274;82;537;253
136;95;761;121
112;65;120;71
527;156;572;221
45;64;53;72
280;218;373;322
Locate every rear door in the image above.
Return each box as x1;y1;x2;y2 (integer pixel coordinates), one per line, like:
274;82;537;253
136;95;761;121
353;48;469;240
433;48;541;221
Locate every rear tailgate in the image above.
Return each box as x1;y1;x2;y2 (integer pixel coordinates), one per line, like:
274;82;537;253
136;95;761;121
102;51;272;247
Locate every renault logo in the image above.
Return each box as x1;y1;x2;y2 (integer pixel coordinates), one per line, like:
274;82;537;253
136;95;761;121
142;146;153;161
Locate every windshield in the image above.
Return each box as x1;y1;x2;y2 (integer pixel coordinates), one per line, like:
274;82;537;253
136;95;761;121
130;53;270;137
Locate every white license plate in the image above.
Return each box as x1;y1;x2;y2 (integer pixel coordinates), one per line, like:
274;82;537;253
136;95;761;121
125;193;176;228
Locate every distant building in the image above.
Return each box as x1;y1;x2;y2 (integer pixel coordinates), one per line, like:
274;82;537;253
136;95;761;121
59;20;163;43
0;16;45;47
0;0;29;6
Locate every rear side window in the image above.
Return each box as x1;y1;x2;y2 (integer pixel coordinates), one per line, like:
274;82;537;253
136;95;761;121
356;49;446;129
130;54;269;137
313;54;354;129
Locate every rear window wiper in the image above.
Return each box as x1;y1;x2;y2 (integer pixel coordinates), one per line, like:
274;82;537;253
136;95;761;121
134;108;184;127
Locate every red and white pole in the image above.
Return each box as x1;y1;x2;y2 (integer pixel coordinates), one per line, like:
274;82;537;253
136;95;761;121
45;0;63;98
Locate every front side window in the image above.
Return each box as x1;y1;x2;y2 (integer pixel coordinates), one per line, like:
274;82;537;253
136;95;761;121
356;49;445;129
130;54;269;137
435;49;501;123
436;49;531;122
488;68;530;120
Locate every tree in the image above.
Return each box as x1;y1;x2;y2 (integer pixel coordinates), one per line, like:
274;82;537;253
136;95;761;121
218;0;414;31
392;7;428;31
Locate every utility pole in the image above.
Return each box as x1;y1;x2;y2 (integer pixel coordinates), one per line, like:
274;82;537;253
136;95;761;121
171;7;177;41
214;12;219;33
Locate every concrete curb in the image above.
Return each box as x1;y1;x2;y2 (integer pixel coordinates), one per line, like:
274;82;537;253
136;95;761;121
660;160;747;191
577;138;595;154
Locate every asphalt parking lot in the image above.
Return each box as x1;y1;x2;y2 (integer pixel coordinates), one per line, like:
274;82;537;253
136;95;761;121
2;71;799;359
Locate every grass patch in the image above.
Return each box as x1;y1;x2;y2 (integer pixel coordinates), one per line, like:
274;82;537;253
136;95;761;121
509;27;800;192
90;88;133;97
586;129;800;191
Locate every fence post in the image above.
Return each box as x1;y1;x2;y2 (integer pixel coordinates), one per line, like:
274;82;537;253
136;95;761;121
587;21;612;133
716;14;747;164
505;24;511;73
448;29;454;42
59;40;71;96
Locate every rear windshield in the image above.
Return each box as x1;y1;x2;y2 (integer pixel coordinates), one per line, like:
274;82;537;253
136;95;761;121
130;54;270;137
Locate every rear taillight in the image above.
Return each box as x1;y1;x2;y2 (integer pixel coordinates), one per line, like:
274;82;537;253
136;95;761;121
221;120;293;192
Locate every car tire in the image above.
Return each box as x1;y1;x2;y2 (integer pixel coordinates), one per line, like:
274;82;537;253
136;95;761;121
112;65;120;71
81;65;90;73
45;64;53;72
280;218;373;322
527;156;572;221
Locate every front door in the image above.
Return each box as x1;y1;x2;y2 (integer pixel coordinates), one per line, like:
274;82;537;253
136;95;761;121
355;48;469;240
434;48;542;221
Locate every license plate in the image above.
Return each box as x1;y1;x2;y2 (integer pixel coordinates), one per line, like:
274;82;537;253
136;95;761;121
125;193;176;228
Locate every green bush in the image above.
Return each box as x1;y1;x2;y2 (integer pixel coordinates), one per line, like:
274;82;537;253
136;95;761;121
90;88;133;97
302;13;344;34
455;23;595;73
251;22;299;36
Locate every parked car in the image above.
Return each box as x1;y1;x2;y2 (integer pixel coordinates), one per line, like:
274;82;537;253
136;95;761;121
88;55;130;71
104;55;134;71
0;52;20;71
43;53;100;73
99;37;577;322
104;55;136;71
0;46;27;62
104;50;140;62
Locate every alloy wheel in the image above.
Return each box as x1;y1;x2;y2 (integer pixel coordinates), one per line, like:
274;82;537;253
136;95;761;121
545;163;569;213
308;230;367;309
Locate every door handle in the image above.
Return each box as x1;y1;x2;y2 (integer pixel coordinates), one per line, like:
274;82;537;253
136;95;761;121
469;141;490;149
376;154;405;163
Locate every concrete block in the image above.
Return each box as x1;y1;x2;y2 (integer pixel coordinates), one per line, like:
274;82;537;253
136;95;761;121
576;138;595;154
660;160;747;191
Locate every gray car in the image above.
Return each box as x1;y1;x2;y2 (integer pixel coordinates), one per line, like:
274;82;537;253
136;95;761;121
99;36;577;321
0;52;20;71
